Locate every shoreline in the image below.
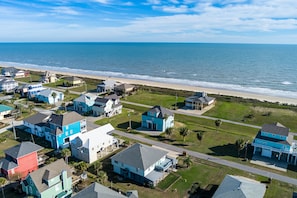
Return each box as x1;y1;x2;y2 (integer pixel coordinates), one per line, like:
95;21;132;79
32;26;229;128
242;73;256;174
3;65;297;105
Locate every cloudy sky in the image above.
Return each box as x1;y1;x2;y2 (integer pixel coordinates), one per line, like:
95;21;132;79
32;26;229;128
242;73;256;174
1;0;297;43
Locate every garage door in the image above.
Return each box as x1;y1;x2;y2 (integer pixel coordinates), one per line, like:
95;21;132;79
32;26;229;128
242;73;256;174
262;149;272;158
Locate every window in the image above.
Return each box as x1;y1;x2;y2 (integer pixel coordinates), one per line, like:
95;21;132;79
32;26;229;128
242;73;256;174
115;160;118;164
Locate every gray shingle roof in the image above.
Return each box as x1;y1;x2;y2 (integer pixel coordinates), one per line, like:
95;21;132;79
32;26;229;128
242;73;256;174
115;83;135;91
111;143;168;170
23;112;50;125
64;76;82;82
28;159;72;193
49;111;84;126
72;182;127;198
146;105;174;118
0;158;18;170
262;122;289;136
104;94;120;100
95;97;109;104
4;141;43;159
213;175;266;198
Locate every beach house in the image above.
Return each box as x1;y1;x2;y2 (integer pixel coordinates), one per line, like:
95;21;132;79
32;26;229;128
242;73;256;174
0;77;18;93
23;111;87;149
63;76;84;87
1;67;27;78
114;83;135;95
73;93;97;114
111;143;177;187
0;104;14;120
184;92;216;110
40;71;57;83
141;105;174;132
27;83;46;99
252;122;297;165
0;142;43;179
35;88;64;105
97;79;117;93
71;124;118;163
21;159;72;198
213;175;266;198
92;94;122;117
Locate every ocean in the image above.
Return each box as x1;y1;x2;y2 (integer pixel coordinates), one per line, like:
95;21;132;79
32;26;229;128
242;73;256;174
0;43;296;99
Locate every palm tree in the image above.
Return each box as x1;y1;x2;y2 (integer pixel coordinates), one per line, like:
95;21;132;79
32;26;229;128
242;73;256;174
76;161;88;173
179;127;189;142
61;148;71;164
235;138;245;157
0;177;7;198
165;127;173;139
215;119;222;132
51;91;57;105
97;171;108;184
93;161;103;175
196;131;204;145
183;156;192;168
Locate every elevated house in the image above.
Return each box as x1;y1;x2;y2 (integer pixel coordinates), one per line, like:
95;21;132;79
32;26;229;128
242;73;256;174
141;105;174;132
97;80;117;93
72;182;138;198
184;92;216;110
1;67;28;78
27;83;46;99
0;104;14;120
21;159;72;198
111;143;177;187
15;84;30;97
114;83;135;95
23;111;87;149
71;124;118;163
0;142;43;179
0;77;18;93
73;93;97;114
35;88;64;105
252;122;297;165
213;175;266;198
40;71;57;83
92;94;122;117
63;76;84;87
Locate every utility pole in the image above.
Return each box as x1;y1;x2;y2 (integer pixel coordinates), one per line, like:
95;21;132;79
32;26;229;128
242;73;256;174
12;119;16;140
175;93;178;110
128;113;131;131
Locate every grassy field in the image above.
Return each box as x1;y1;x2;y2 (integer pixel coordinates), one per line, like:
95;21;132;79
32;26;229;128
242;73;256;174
15;74;41;83
205;101;297;132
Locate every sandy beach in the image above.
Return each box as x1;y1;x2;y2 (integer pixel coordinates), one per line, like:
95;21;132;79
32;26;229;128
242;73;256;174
4;65;297;105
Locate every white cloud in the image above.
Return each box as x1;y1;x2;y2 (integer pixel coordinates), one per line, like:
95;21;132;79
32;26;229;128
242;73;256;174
153;5;189;13
51;6;80;15
92;0;110;4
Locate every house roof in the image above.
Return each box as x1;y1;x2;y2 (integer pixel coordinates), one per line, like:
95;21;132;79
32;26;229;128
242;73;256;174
185;92;215;104
262;122;289;136
38;89;62;97
104;94;120;100
0;104;13;112
111;143;168;170
95;97;109;104
213;175;266;198
23;112;51;125
72;182;127;198
145;105;174;118
115;83;135;91
49;111;84;126
74;93;97;103
64;76;82;82
4;141;43;159
27;159;72;193
2;67;17;73
0;158;18;170
98;80;116;87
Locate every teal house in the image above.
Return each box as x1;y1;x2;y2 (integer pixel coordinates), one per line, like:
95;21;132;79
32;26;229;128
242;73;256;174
252;122;297;165
141;105;174;132
0;104;13;120
21;159;72;198
73;93;97;114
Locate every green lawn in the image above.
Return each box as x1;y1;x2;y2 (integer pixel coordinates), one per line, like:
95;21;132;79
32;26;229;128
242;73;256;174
157;173;180;190
204;101;297;132
16;74;41;83
69;84;97;93
125;90;185;109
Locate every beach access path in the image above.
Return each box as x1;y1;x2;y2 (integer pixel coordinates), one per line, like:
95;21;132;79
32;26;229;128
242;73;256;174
112;129;297;186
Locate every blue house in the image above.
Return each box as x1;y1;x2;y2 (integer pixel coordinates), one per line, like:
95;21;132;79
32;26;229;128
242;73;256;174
35;89;64;105
252;122;297;165
23;111;87;149
73;93;97;114
111;143;177;187
141;105;174;132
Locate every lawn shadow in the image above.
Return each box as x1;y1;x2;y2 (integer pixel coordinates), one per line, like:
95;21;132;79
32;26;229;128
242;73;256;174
117;121;141;130
171;102;185;109
148;135;175;142
208;143;238;157
172;143;188;147
188;182;218;198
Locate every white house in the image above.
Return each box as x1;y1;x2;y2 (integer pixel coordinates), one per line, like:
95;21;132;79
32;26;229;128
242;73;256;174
185;92;216;110
27;83;46;99
92;94;122;117
0;105;14;120
97;80;117;93
35;89;64;104
71;124;118;163
0;77;18;92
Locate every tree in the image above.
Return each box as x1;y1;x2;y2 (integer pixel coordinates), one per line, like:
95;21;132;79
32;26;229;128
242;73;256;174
97;171;108;184
61;148;71;164
215;119;222;132
196;131;205;145
76;161;88;173
235;138;245;157
183;156;192;168
179;127;189;142
165;127;173;139
28;103;34;113
0;177;7;198
51;91;57;105
93;161;103;175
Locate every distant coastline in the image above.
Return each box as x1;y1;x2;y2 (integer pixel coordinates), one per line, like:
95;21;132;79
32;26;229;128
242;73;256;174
2;64;297;105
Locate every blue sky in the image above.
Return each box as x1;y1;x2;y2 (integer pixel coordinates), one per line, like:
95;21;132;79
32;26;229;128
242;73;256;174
1;0;297;43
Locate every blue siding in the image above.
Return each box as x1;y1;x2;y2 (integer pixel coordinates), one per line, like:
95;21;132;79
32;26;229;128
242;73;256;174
254;138;291;151
261;131;286;141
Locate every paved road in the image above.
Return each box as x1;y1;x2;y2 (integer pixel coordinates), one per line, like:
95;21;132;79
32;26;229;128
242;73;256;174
122;101;261;129
112;130;297;185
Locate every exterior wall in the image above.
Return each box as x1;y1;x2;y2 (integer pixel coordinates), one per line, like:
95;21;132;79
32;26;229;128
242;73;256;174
74;101;94;113
22;176;40;197
0;81;18;92
36;91;64;104
261;131;287;141
0;109;12;120
92;100;113;116
142;115;173;132
254;138;291;152
12;152;39;179
111;159;145;177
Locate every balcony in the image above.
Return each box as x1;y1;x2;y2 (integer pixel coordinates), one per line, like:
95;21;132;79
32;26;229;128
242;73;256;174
155;158;173;172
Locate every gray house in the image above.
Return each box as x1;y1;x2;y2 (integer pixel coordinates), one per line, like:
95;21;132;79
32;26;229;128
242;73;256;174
184;92;216;110
72;182;138;198
111;143;177;186
213;175;266;198
97;80;117;93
